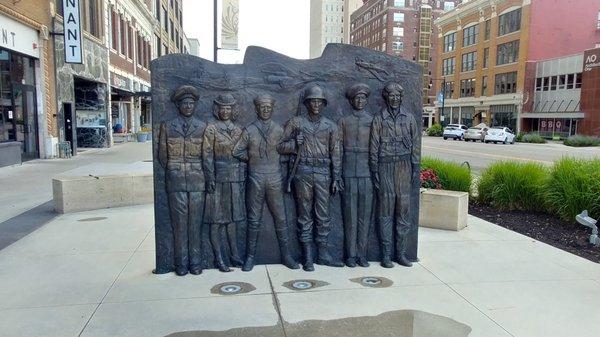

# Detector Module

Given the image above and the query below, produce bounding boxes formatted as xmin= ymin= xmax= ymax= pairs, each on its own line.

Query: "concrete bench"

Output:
xmin=52 ymin=162 xmax=153 ymax=214
xmin=113 ymin=133 xmax=134 ymax=143
xmin=419 ymin=189 xmax=468 ymax=231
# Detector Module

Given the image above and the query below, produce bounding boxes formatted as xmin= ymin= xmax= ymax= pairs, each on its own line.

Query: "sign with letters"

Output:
xmin=584 ymin=48 xmax=600 ymax=72
xmin=0 ymin=13 xmax=39 ymax=58
xmin=63 ymin=0 xmax=83 ymax=64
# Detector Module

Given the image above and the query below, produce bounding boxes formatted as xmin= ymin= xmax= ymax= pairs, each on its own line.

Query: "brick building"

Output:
xmin=0 ymin=0 xmax=56 ymax=165
xmin=350 ymin=0 xmax=461 ymax=127
xmin=434 ymin=0 xmax=600 ymax=135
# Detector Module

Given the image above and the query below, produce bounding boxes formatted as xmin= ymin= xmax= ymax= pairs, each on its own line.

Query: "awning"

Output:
xmin=521 ymin=112 xmax=585 ymax=119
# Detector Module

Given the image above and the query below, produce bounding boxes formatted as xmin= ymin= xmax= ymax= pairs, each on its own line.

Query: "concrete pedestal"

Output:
xmin=419 ymin=189 xmax=469 ymax=231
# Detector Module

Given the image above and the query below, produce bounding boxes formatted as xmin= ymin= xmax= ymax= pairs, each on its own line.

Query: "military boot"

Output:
xmin=276 ymin=228 xmax=300 ymax=270
xmin=303 ymin=243 xmax=315 ymax=271
xmin=242 ymin=227 xmax=259 ymax=272
xmin=380 ymin=243 xmax=394 ymax=268
xmin=316 ymin=243 xmax=344 ymax=267
xmin=396 ymin=235 xmax=413 ymax=267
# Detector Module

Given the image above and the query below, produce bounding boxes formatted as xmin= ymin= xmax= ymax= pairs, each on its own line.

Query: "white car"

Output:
xmin=442 ymin=124 xmax=468 ymax=140
xmin=484 ymin=127 xmax=516 ymax=144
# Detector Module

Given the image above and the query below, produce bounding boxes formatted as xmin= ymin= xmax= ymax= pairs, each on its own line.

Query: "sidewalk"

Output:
xmin=0 ymin=205 xmax=598 ymax=337
xmin=0 ymin=142 xmax=152 ymax=224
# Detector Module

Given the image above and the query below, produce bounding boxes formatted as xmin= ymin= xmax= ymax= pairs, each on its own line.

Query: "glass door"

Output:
xmin=12 ymin=84 xmax=38 ymax=160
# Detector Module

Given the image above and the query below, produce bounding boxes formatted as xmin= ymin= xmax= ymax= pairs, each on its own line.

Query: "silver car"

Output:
xmin=464 ymin=126 xmax=488 ymax=142
xmin=442 ymin=124 xmax=468 ymax=140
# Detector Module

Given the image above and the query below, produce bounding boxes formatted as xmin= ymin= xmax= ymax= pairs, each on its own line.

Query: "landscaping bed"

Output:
xmin=469 ymin=201 xmax=600 ymax=263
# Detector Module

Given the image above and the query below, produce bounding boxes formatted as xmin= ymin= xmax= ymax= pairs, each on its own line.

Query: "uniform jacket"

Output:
xmin=278 ymin=115 xmax=342 ymax=179
xmin=339 ymin=110 xmax=373 ymax=178
xmin=232 ymin=119 xmax=284 ymax=174
xmin=369 ymin=106 xmax=420 ymax=172
xmin=203 ymin=120 xmax=245 ymax=183
xmin=158 ymin=116 xmax=208 ymax=192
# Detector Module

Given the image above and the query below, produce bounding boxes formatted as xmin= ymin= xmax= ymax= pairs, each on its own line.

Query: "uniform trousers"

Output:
xmin=168 ymin=191 xmax=205 ymax=270
xmin=294 ymin=170 xmax=331 ymax=244
xmin=341 ymin=177 xmax=373 ymax=260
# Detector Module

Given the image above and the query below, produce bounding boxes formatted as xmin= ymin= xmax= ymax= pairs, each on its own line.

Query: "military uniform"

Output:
xmin=158 ymin=116 xmax=207 ymax=275
xmin=339 ymin=109 xmax=374 ymax=266
xmin=369 ymin=105 xmax=419 ymax=265
xmin=232 ymin=119 xmax=297 ymax=270
xmin=278 ymin=116 xmax=342 ymax=246
xmin=203 ymin=119 xmax=245 ymax=269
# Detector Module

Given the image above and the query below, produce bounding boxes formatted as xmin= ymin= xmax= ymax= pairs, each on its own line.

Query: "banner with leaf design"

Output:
xmin=221 ymin=0 xmax=240 ymax=49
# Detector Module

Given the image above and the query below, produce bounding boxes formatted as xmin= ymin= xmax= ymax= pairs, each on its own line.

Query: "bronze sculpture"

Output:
xmin=278 ymin=84 xmax=344 ymax=271
xmin=157 ymin=85 xmax=207 ymax=276
xmin=203 ymin=93 xmax=245 ymax=272
xmin=232 ymin=94 xmax=299 ymax=271
xmin=369 ymin=83 xmax=420 ymax=268
xmin=339 ymin=83 xmax=374 ymax=268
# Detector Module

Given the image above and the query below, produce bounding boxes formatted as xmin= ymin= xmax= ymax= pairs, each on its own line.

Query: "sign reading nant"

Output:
xmin=63 ymin=0 xmax=83 ymax=64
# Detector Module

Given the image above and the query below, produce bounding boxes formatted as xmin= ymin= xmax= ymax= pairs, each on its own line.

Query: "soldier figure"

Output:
xmin=233 ymin=94 xmax=300 ymax=271
xmin=158 ymin=85 xmax=207 ymax=276
xmin=339 ymin=83 xmax=374 ymax=268
xmin=203 ymin=93 xmax=245 ymax=272
xmin=369 ymin=82 xmax=420 ymax=268
xmin=278 ymin=84 xmax=344 ymax=271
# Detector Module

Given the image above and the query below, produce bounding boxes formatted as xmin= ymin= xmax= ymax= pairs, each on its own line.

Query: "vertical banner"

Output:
xmin=63 ymin=0 xmax=83 ymax=64
xmin=221 ymin=0 xmax=239 ymax=50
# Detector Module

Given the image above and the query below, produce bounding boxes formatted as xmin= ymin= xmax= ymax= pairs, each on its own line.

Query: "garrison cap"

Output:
xmin=253 ymin=93 xmax=275 ymax=106
xmin=171 ymin=85 xmax=199 ymax=102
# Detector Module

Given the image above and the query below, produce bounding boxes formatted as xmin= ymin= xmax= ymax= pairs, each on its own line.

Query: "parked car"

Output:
xmin=443 ymin=124 xmax=468 ymax=140
xmin=464 ymin=126 xmax=488 ymax=142
xmin=484 ymin=127 xmax=516 ymax=144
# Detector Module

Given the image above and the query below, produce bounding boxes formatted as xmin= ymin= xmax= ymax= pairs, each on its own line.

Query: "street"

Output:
xmin=422 ymin=136 xmax=600 ymax=174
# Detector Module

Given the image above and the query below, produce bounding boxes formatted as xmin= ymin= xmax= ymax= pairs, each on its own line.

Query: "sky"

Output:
xmin=182 ymin=0 xmax=311 ymax=63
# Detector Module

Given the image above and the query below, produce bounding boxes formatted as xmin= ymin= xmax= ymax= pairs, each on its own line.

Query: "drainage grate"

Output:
xmin=77 ymin=217 xmax=108 ymax=222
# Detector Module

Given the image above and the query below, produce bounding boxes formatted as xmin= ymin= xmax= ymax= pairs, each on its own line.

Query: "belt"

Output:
xmin=166 ymin=159 xmax=202 ymax=163
xmin=344 ymin=147 xmax=369 ymax=153
xmin=379 ymin=154 xmax=411 ymax=163
xmin=298 ymin=157 xmax=330 ymax=167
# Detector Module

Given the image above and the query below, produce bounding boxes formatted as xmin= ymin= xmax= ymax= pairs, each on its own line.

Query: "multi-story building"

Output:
xmin=187 ymin=37 xmax=200 ymax=57
xmin=343 ymin=0 xmax=364 ymax=44
xmin=0 ymin=0 xmax=57 ymax=165
xmin=434 ymin=0 xmax=600 ymax=134
xmin=310 ymin=0 xmax=345 ymax=58
xmin=350 ymin=0 xmax=461 ymax=127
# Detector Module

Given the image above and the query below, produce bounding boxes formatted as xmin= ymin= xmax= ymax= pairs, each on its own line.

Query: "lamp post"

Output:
xmin=430 ymin=77 xmax=447 ymax=127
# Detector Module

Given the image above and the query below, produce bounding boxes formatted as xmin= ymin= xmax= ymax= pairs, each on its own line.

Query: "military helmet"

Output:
xmin=303 ymin=84 xmax=328 ymax=106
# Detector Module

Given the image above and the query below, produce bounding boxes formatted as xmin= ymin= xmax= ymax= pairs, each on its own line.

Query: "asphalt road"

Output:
xmin=421 ymin=136 xmax=600 ymax=174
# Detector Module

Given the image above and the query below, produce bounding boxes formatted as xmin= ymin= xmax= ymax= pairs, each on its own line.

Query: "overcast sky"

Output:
xmin=182 ymin=0 xmax=310 ymax=63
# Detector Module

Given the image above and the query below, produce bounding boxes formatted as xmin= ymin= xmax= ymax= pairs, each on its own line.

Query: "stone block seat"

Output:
xmin=419 ymin=189 xmax=469 ymax=231
xmin=52 ymin=162 xmax=153 ymax=213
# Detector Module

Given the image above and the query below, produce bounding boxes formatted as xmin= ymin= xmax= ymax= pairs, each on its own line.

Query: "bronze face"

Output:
xmin=217 ymin=105 xmax=233 ymax=121
xmin=177 ymin=97 xmax=197 ymax=117
xmin=386 ymin=90 xmax=403 ymax=109
xmin=306 ymin=98 xmax=325 ymax=115
xmin=256 ymin=102 xmax=273 ymax=121
xmin=351 ymin=93 xmax=368 ymax=111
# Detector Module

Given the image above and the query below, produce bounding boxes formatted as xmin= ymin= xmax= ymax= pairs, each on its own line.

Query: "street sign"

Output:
xmin=437 ymin=91 xmax=444 ymax=104
xmin=63 ymin=0 xmax=83 ymax=64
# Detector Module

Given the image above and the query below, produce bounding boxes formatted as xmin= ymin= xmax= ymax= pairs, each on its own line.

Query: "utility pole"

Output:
xmin=441 ymin=78 xmax=446 ymax=127
xmin=213 ymin=0 xmax=218 ymax=63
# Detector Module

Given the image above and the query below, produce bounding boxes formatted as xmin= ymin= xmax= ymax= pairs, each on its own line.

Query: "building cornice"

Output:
xmin=435 ymin=0 xmax=504 ymax=27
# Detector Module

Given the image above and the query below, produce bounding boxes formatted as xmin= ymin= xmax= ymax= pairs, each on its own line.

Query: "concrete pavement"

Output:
xmin=1 ymin=204 xmax=599 ymax=337
xmin=422 ymin=136 xmax=600 ymax=173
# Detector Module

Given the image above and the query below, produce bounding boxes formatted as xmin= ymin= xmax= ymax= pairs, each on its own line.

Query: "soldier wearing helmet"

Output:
xmin=158 ymin=85 xmax=207 ymax=276
xmin=277 ymin=83 xmax=344 ymax=271
xmin=339 ymin=83 xmax=374 ymax=268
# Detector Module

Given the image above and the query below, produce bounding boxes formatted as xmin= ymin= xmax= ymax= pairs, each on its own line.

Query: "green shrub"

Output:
xmin=515 ymin=132 xmax=524 ymax=142
xmin=520 ymin=133 xmax=547 ymax=144
xmin=426 ymin=124 xmax=443 ymax=137
xmin=545 ymin=158 xmax=600 ymax=221
xmin=563 ymin=135 xmax=600 ymax=147
xmin=420 ymin=156 xmax=472 ymax=192
xmin=477 ymin=161 xmax=548 ymax=211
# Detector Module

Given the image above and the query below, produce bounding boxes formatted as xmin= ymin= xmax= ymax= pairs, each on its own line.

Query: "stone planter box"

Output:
xmin=419 ymin=189 xmax=468 ymax=231
xmin=52 ymin=162 xmax=153 ymax=214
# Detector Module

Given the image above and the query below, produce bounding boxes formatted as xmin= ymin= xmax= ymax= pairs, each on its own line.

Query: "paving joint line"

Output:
xmin=77 ymin=226 xmax=150 ymax=337
xmin=417 ymin=262 xmax=515 ymax=337
xmin=265 ymin=266 xmax=288 ymax=337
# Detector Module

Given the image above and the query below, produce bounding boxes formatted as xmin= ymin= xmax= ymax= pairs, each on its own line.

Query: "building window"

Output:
xmin=494 ymin=72 xmax=517 ymax=94
xmin=111 ymin=9 xmax=119 ymax=50
xmin=461 ymin=51 xmax=476 ymax=72
xmin=170 ymin=19 xmax=174 ymax=41
xmin=483 ymin=48 xmax=489 ymax=68
xmin=498 ymin=8 xmax=521 ymax=36
xmin=393 ymin=41 xmax=404 ymax=52
xmin=444 ymin=1 xmax=455 ymax=11
xmin=576 ymin=72 xmax=582 ymax=88
xmin=120 ymin=17 xmax=127 ymax=55
xmin=442 ymin=57 xmax=455 ymax=75
xmin=393 ymin=27 xmax=404 ymax=36
xmin=394 ymin=0 xmax=406 ymax=7
xmin=443 ymin=81 xmax=455 ymax=98
xmin=83 ymin=0 xmax=102 ymax=39
xmin=163 ymin=7 xmax=168 ymax=31
xmin=496 ymin=40 xmax=519 ymax=65
xmin=128 ymin=25 xmax=134 ymax=59
xmin=443 ymin=32 xmax=456 ymax=52
xmin=484 ymin=19 xmax=491 ymax=40
xmin=462 ymin=25 xmax=478 ymax=47
xmin=393 ymin=13 xmax=404 ymax=22
xmin=155 ymin=0 xmax=161 ymax=21
xmin=482 ymin=76 xmax=488 ymax=96
xmin=460 ymin=78 xmax=476 ymax=97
